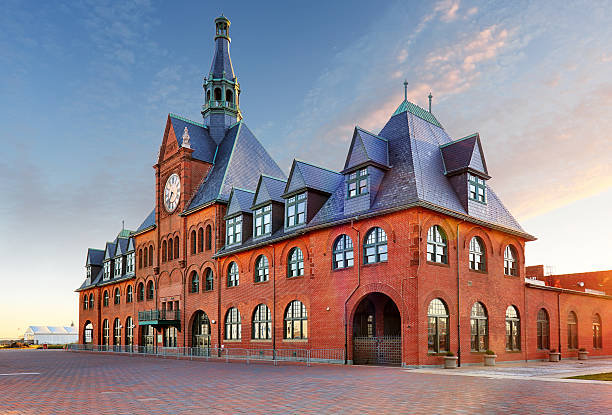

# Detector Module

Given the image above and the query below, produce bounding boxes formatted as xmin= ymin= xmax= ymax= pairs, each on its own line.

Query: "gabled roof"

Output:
xmin=114 ymin=237 xmax=129 ymax=257
xmin=186 ymin=121 xmax=285 ymax=211
xmin=440 ymin=133 xmax=489 ymax=177
xmin=103 ymin=242 xmax=116 ymax=261
xmin=343 ymin=127 xmax=390 ymax=171
xmin=136 ymin=209 xmax=155 ymax=233
xmin=86 ymin=248 xmax=104 ymax=266
xmin=169 ymin=114 xmax=217 ymax=163
xmin=127 ymin=237 xmax=135 ymax=252
xmin=226 ymin=188 xmax=255 ymax=217
xmin=252 ymin=175 xmax=287 ymax=207
xmin=284 ymin=160 xmax=343 ymax=196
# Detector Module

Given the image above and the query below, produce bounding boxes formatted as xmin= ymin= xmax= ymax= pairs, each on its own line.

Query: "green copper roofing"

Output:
xmin=117 ymin=229 xmax=134 ymax=238
xmin=169 ymin=113 xmax=205 ymax=128
xmin=392 ymin=100 xmax=442 ymax=128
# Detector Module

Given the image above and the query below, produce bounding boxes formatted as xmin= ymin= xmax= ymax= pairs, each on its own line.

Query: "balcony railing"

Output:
xmin=138 ymin=309 xmax=180 ymax=323
xmin=201 ymin=100 xmax=237 ymax=111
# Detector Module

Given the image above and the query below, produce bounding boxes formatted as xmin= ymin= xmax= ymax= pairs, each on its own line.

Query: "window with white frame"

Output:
xmin=469 ymin=237 xmax=486 ymax=271
xmin=126 ymin=252 xmax=134 ymax=273
xmin=254 ymin=204 xmax=272 ymax=237
xmin=504 ymin=245 xmax=517 ymax=276
xmin=427 ymin=226 xmax=448 ymax=264
xmin=286 ymin=192 xmax=306 ymax=228
xmin=103 ymin=261 xmax=111 ymax=280
xmin=114 ymin=257 xmax=123 ymax=277
xmin=255 ymin=255 xmax=269 ymax=283
xmin=226 ymin=215 xmax=242 ymax=246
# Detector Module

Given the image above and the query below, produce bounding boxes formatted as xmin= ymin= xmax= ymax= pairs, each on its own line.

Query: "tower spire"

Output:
xmin=403 ymin=80 xmax=408 ymax=101
xmin=202 ymin=15 xmax=241 ymax=144
xmin=428 ymin=92 xmax=433 ymax=113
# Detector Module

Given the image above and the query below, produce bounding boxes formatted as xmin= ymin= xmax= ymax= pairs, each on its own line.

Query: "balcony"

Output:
xmin=201 ymin=100 xmax=237 ymax=111
xmin=138 ymin=309 xmax=180 ymax=326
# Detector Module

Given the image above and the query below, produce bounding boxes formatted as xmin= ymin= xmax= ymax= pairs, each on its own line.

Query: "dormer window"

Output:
xmin=286 ymin=192 xmax=306 ymax=228
xmin=86 ymin=266 xmax=91 ymax=279
xmin=226 ymin=215 xmax=242 ymax=246
xmin=254 ymin=204 xmax=272 ymax=237
xmin=468 ymin=173 xmax=486 ymax=203
xmin=103 ymin=261 xmax=111 ymax=280
xmin=126 ymin=252 xmax=134 ymax=273
xmin=347 ymin=168 xmax=368 ymax=198
xmin=114 ymin=257 xmax=123 ymax=277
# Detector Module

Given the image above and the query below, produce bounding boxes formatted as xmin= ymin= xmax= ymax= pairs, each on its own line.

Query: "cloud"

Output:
xmin=435 ymin=0 xmax=461 ymax=22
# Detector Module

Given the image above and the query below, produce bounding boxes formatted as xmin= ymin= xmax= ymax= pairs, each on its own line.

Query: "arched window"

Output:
xmin=504 ymin=245 xmax=518 ymax=276
xmin=469 ymin=237 xmax=486 ymax=271
xmin=125 ymin=317 xmax=134 ymax=347
xmin=144 ymin=246 xmax=148 ymax=267
xmin=206 ymin=225 xmax=212 ymax=250
xmin=83 ymin=295 xmax=88 ymax=310
xmin=137 ymin=282 xmax=144 ymax=301
xmin=138 ymin=249 xmax=143 ymax=269
xmin=191 ymin=230 xmax=196 ymax=254
xmin=568 ymin=311 xmax=578 ymax=350
xmin=470 ymin=302 xmax=488 ymax=351
xmin=113 ymin=318 xmax=121 ymax=346
xmin=204 ymin=268 xmax=214 ymax=291
xmin=252 ymin=304 xmax=272 ymax=340
xmin=89 ymin=293 xmax=94 ymax=309
xmin=162 ymin=240 xmax=167 ymax=262
xmin=198 ymin=227 xmax=204 ymax=252
xmin=103 ymin=290 xmax=109 ymax=307
xmin=287 ymin=247 xmax=304 ymax=277
xmin=190 ymin=271 xmax=199 ymax=293
xmin=214 ymin=87 xmax=222 ymax=101
xmin=284 ymin=300 xmax=308 ymax=339
xmin=505 ymin=306 xmax=520 ymax=351
xmin=255 ymin=255 xmax=269 ymax=283
xmin=333 ymin=234 xmax=354 ymax=269
xmin=227 ymin=262 xmax=239 ymax=287
xmin=126 ymin=285 xmax=133 ymax=303
xmin=537 ymin=308 xmax=550 ymax=350
xmin=174 ymin=236 xmax=179 ymax=259
xmin=114 ymin=288 xmax=120 ymax=305
xmin=593 ymin=314 xmax=602 ymax=349
xmin=427 ymin=299 xmax=449 ymax=353
xmin=146 ymin=280 xmax=154 ymax=300
xmin=206 ymin=89 xmax=211 ymax=102
xmin=224 ymin=307 xmax=241 ymax=340
xmin=168 ymin=238 xmax=173 ymax=261
xmin=102 ymin=319 xmax=109 ymax=346
xmin=427 ymin=226 xmax=448 ymax=264
xmin=148 ymin=245 xmax=153 ymax=267
xmin=226 ymin=89 xmax=233 ymax=103
xmin=364 ymin=227 xmax=388 ymax=264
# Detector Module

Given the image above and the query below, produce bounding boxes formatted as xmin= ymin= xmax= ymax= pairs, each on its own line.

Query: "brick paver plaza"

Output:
xmin=1 ymin=350 xmax=610 ymax=414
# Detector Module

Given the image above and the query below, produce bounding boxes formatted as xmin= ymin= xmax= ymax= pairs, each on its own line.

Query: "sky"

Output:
xmin=1 ymin=0 xmax=611 ymax=338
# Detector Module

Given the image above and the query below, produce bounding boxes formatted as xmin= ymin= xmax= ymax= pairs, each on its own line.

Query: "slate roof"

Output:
xmin=226 ymin=188 xmax=255 ymax=217
xmin=103 ymin=242 xmax=116 ymax=261
xmin=210 ymin=36 xmax=235 ymax=79
xmin=440 ymin=133 xmax=489 ymax=176
xmin=136 ymin=209 xmax=155 ymax=233
xmin=343 ymin=127 xmax=390 ymax=171
xmin=86 ymin=249 xmax=104 ymax=266
xmin=252 ymin=175 xmax=287 ymax=207
xmin=169 ymin=114 xmax=217 ymax=163
xmin=186 ymin=121 xmax=285 ymax=210
xmin=114 ymin=237 xmax=129 ymax=257
xmin=284 ymin=160 xmax=343 ymax=196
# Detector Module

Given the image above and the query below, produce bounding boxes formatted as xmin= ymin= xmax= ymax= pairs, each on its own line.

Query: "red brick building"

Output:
xmin=76 ymin=15 xmax=611 ymax=366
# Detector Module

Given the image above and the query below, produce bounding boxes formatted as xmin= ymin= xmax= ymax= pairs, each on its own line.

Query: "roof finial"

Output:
xmin=122 ymin=220 xmax=124 ymax=230
xmin=403 ymin=80 xmax=408 ymax=101
xmin=428 ymin=91 xmax=433 ymax=113
xmin=182 ymin=126 xmax=191 ymax=149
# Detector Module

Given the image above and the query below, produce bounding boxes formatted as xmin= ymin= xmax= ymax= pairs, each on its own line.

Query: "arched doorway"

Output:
xmin=84 ymin=321 xmax=93 ymax=345
xmin=192 ymin=311 xmax=211 ymax=356
xmin=352 ymin=293 xmax=402 ymax=365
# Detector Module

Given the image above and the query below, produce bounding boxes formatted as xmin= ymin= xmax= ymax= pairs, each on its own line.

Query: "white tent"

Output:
xmin=24 ymin=326 xmax=78 ymax=345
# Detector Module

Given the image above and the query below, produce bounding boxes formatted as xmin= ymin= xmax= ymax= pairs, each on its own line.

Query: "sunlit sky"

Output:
xmin=1 ymin=0 xmax=611 ymax=338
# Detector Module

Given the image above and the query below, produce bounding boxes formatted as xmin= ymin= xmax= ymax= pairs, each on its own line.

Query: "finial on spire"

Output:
xmin=403 ymin=80 xmax=408 ymax=101
xmin=182 ymin=127 xmax=191 ymax=149
xmin=428 ymin=91 xmax=433 ymax=113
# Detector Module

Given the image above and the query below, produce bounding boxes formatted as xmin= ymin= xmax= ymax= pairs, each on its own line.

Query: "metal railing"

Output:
xmin=65 ymin=344 xmax=344 ymax=366
xmin=137 ymin=309 xmax=180 ymax=322
xmin=202 ymin=100 xmax=237 ymax=111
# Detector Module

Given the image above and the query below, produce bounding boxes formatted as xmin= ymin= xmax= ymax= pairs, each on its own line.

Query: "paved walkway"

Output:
xmin=0 ymin=350 xmax=610 ymax=414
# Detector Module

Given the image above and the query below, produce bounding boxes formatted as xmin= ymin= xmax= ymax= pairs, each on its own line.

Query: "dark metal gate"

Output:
xmin=353 ymin=336 xmax=401 ymax=365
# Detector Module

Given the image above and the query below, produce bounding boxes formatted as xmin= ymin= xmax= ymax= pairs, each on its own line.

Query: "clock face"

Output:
xmin=164 ymin=173 xmax=181 ymax=213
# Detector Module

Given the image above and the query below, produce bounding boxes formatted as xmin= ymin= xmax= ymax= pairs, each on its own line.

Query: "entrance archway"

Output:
xmin=84 ymin=321 xmax=93 ymax=344
xmin=191 ymin=310 xmax=211 ymax=356
xmin=352 ymin=293 xmax=401 ymax=365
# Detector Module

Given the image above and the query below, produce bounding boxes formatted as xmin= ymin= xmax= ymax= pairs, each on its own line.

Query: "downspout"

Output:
xmin=456 ymin=220 xmax=465 ymax=367
xmin=557 ymin=290 xmax=562 ymax=356
xmin=217 ymin=204 xmax=222 ymax=351
xmin=344 ymin=219 xmax=361 ymax=364
xmin=523 ymin=253 xmax=528 ymax=363
xmin=271 ymin=244 xmax=276 ymax=354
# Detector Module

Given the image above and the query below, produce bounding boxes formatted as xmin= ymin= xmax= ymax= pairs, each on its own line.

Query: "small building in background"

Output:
xmin=24 ymin=326 xmax=78 ymax=345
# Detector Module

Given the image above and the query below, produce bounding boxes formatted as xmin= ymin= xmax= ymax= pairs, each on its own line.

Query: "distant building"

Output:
xmin=24 ymin=326 xmax=78 ymax=345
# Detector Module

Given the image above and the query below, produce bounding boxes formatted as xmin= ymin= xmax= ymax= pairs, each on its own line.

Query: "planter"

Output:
xmin=549 ymin=352 xmax=561 ymax=362
xmin=578 ymin=350 xmax=589 ymax=360
xmin=483 ymin=354 xmax=497 ymax=366
xmin=444 ymin=356 xmax=458 ymax=369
